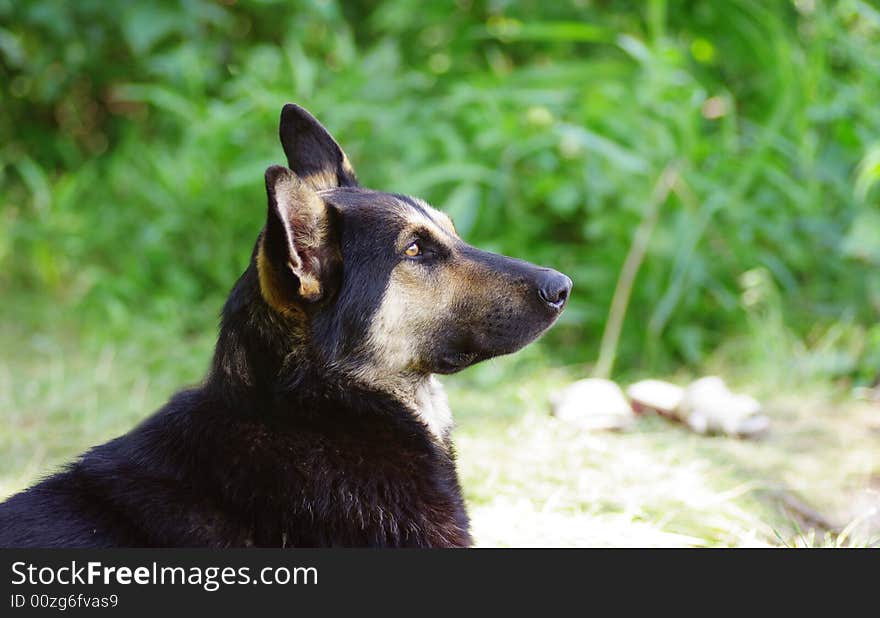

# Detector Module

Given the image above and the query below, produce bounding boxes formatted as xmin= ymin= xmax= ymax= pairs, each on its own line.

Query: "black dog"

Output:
xmin=0 ymin=105 xmax=571 ymax=547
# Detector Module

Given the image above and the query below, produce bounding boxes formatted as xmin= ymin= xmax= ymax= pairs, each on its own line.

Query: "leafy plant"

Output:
xmin=1 ymin=0 xmax=878 ymax=380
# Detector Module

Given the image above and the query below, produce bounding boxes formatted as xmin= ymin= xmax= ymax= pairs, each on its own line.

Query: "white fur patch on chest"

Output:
xmin=414 ymin=376 xmax=453 ymax=440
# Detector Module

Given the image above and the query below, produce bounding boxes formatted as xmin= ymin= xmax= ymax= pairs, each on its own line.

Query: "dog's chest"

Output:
xmin=242 ymin=422 xmax=470 ymax=547
xmin=413 ymin=376 xmax=453 ymax=440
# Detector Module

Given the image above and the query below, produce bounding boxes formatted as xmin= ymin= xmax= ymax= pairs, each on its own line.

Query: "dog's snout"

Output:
xmin=537 ymin=271 xmax=572 ymax=311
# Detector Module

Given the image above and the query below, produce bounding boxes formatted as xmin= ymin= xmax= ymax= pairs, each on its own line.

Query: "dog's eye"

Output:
xmin=404 ymin=242 xmax=421 ymax=258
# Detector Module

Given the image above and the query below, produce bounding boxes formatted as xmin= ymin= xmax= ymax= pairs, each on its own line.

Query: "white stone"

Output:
xmin=550 ymin=379 xmax=634 ymax=431
xmin=679 ymin=376 xmax=768 ymax=437
xmin=626 ymin=379 xmax=685 ymax=416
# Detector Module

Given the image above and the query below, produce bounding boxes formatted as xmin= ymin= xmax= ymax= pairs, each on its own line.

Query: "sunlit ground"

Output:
xmin=2 ymin=325 xmax=878 ymax=548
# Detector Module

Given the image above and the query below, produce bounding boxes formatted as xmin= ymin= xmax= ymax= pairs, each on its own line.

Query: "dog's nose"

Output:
xmin=537 ymin=271 xmax=572 ymax=311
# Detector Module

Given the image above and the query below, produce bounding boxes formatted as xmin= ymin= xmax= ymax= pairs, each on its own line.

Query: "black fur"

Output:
xmin=0 ymin=260 xmax=471 ymax=547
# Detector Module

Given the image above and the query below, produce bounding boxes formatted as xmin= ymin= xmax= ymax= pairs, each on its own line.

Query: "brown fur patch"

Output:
xmin=274 ymin=173 xmax=330 ymax=253
xmin=256 ymin=244 xmax=301 ymax=317
xmin=258 ymin=171 xmax=336 ymax=310
xmin=298 ymin=272 xmax=322 ymax=300
xmin=412 ymin=197 xmax=457 ymax=237
xmin=301 ymin=169 xmax=340 ymax=194
xmin=341 ymin=153 xmax=357 ymax=182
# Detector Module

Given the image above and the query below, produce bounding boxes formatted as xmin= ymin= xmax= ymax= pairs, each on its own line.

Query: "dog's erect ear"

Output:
xmin=279 ymin=104 xmax=358 ymax=190
xmin=258 ymin=165 xmax=339 ymax=311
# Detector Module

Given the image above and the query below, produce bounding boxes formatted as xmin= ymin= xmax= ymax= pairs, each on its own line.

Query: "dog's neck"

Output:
xmin=345 ymin=370 xmax=454 ymax=440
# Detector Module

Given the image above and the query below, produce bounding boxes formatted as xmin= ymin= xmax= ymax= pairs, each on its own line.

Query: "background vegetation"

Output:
xmin=2 ymin=0 xmax=879 ymax=546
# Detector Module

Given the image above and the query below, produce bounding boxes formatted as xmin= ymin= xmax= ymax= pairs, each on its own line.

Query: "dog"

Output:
xmin=0 ymin=104 xmax=571 ymax=547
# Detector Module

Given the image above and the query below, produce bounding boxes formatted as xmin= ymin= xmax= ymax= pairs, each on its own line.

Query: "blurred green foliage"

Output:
xmin=1 ymin=0 xmax=879 ymax=380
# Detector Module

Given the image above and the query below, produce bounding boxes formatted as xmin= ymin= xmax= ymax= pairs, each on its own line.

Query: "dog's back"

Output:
xmin=0 ymin=385 xmax=471 ymax=547
xmin=0 ymin=466 xmax=133 ymax=547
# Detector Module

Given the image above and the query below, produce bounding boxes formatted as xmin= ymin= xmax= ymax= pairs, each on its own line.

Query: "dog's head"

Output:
xmin=256 ymin=104 xmax=571 ymax=388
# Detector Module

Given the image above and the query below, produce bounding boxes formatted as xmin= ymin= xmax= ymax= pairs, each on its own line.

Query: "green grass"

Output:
xmin=454 ymin=374 xmax=880 ymax=548
xmin=3 ymin=324 xmax=877 ymax=548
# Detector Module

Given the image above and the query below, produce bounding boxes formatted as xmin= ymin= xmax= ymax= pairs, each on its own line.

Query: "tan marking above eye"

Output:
xmin=404 ymin=242 xmax=421 ymax=257
xmin=439 ymin=212 xmax=457 ymax=236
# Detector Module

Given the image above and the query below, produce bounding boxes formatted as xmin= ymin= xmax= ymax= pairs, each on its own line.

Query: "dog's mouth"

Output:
xmin=432 ymin=304 xmax=568 ymax=375
xmin=435 ymin=351 xmax=481 ymax=374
